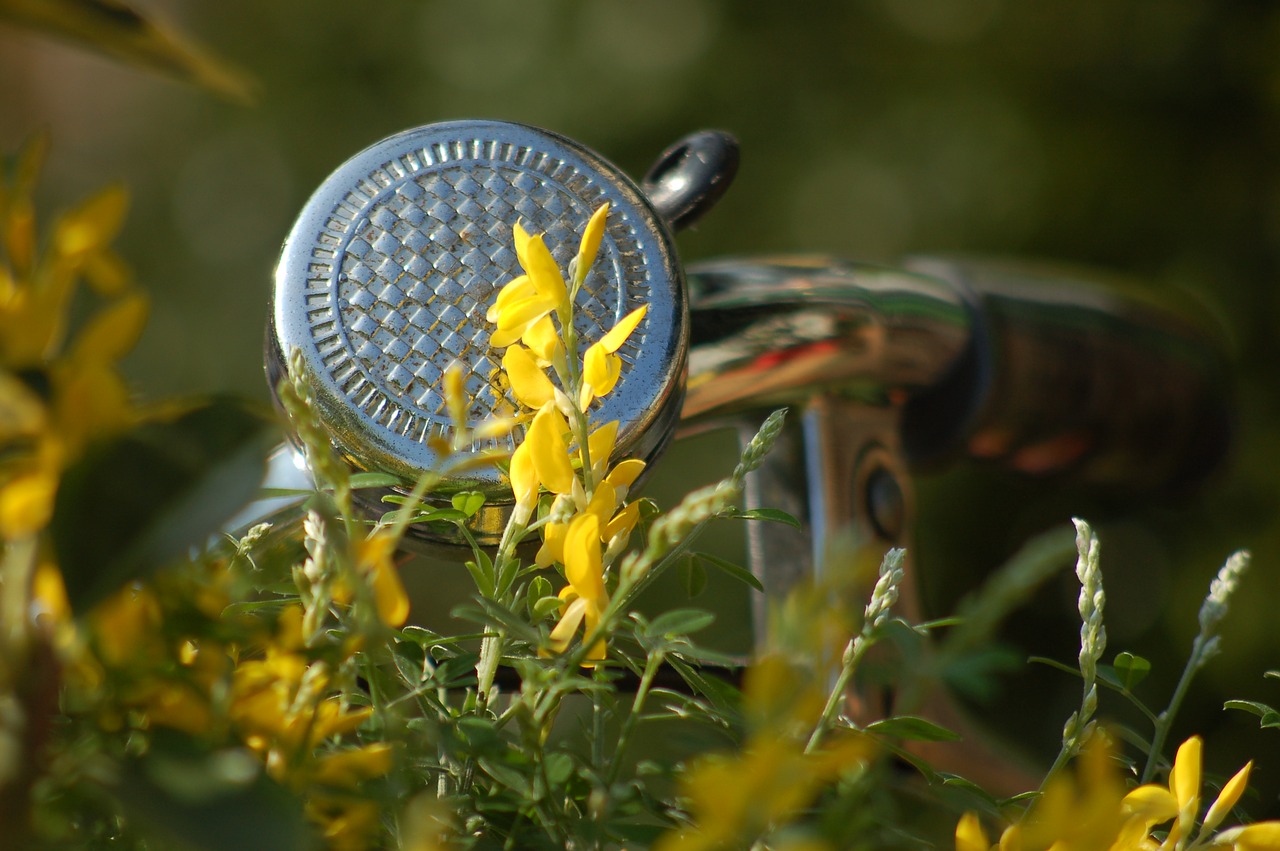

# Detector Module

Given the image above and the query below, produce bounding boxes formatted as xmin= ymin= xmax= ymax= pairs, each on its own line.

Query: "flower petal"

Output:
xmin=583 ymin=344 xmax=621 ymax=398
xmin=518 ymin=230 xmax=566 ymax=307
xmin=956 ymin=812 xmax=990 ymax=851
xmin=605 ymin=458 xmax=646 ymax=490
xmin=564 ymin=513 xmax=605 ymax=604
xmin=536 ymin=521 xmax=567 ymax=567
xmin=598 ymin=304 xmax=648 ymax=353
xmin=588 ymin=420 xmax=619 ymax=472
xmin=574 ymin=203 xmax=609 ymax=286
xmin=1122 ymin=784 xmax=1178 ymax=827
xmin=523 ymin=315 xmax=562 ymax=365
xmin=485 ymin=274 xmax=534 ymax=323
xmin=1203 ymin=760 xmax=1252 ymax=832
xmin=503 ymin=344 xmax=556 ymax=409
xmin=604 ymin=501 xmax=641 ymax=545
xmin=548 ymin=595 xmax=588 ymax=653
xmin=510 ymin=440 xmax=538 ymax=505
xmin=527 ymin=404 xmax=574 ymax=494
xmin=1171 ymin=736 xmax=1202 ymax=815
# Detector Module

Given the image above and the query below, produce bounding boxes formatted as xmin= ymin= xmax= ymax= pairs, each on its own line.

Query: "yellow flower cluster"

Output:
xmin=230 ymin=605 xmax=395 ymax=851
xmin=956 ymin=735 xmax=1280 ymax=851
xmin=656 ymin=654 xmax=872 ymax=851
xmin=20 ymin=541 xmax=388 ymax=849
xmin=0 ymin=133 xmax=143 ymax=540
xmin=486 ymin=204 xmax=647 ymax=662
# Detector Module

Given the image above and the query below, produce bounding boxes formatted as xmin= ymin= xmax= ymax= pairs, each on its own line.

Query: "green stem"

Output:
xmin=1141 ymin=634 xmax=1208 ymax=783
xmin=605 ymin=650 xmax=664 ymax=787
xmin=592 ymin=664 xmax=607 ymax=774
xmin=806 ymin=632 xmax=874 ymax=754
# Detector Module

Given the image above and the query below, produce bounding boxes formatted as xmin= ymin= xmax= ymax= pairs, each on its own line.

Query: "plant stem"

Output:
xmin=1141 ymin=633 xmax=1209 ymax=784
xmin=606 ymin=651 xmax=663 ymax=787
xmin=806 ymin=632 xmax=873 ymax=754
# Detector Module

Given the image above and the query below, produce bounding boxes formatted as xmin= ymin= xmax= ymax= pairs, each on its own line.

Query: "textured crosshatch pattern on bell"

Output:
xmin=306 ymin=149 xmax=652 ymax=442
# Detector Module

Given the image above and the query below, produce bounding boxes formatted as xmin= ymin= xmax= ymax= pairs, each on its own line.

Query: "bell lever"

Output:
xmin=642 ymin=130 xmax=740 ymax=231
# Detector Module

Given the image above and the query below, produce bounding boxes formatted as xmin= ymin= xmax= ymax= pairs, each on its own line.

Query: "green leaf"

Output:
xmin=115 ymin=730 xmax=319 ymax=851
xmin=1265 ymin=670 xmax=1280 ymax=681
xmin=532 ymin=596 xmax=563 ymax=620
xmin=1112 ymin=652 xmax=1152 ymax=690
xmin=692 ymin=551 xmax=764 ymax=593
xmin=1225 ymin=699 xmax=1280 ymax=726
xmin=349 ymin=471 xmax=404 ymax=489
xmin=937 ymin=773 xmax=1001 ymax=809
xmin=464 ymin=549 xmax=496 ymax=599
xmin=458 ymin=597 xmax=541 ymax=644
xmin=679 ymin=555 xmax=707 ymax=598
xmin=527 ymin=575 xmax=554 ymax=618
xmin=543 ymin=752 xmax=575 ymax=785
xmin=866 ymin=715 xmax=961 ymax=742
xmin=732 ymin=507 xmax=802 ymax=528
xmin=477 ymin=757 xmax=534 ymax=796
xmin=1028 ymin=656 xmax=1083 ymax=679
xmin=451 ymin=491 xmax=486 ymax=517
xmin=646 ymin=608 xmax=716 ymax=638
xmin=53 ymin=398 xmax=277 ymax=614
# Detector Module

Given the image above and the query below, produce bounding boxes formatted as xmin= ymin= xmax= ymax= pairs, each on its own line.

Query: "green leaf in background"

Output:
xmin=646 ymin=608 xmax=716 ymax=639
xmin=0 ymin=0 xmax=255 ymax=102
xmin=866 ymin=715 xmax=961 ymax=742
xmin=52 ymin=397 xmax=277 ymax=614
xmin=1112 ymin=652 xmax=1152 ymax=691
xmin=732 ymin=507 xmax=802 ymax=528
xmin=692 ymin=550 xmax=764 ymax=593
xmin=679 ymin=554 xmax=708 ymax=598
xmin=115 ymin=730 xmax=319 ymax=851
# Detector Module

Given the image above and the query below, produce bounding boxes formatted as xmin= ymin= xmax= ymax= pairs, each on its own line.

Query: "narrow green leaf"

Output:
xmin=464 ymin=559 xmax=495 ymax=599
xmin=1028 ymin=656 xmax=1084 ymax=679
xmin=1224 ymin=699 xmax=1277 ymax=718
xmin=53 ymin=398 xmax=276 ymax=614
xmin=349 ymin=472 xmax=404 ymax=489
xmin=692 ymin=551 xmax=764 ymax=593
xmin=679 ymin=555 xmax=707 ymax=598
xmin=733 ymin=507 xmax=802 ymax=528
xmin=477 ymin=758 xmax=534 ymax=795
xmin=866 ymin=715 xmax=961 ymax=742
xmin=647 ymin=608 xmax=716 ymax=638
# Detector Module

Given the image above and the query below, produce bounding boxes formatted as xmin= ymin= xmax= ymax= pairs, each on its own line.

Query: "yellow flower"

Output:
xmin=1117 ymin=735 xmax=1257 ymax=850
xmin=580 ymin=304 xmax=647 ymax=408
xmin=957 ymin=735 xmax=1269 ymax=851
xmin=509 ymin=403 xmax=574 ymax=509
xmin=532 ymin=423 xmax=645 ymax=569
xmin=956 ymin=812 xmax=991 ymax=851
xmin=501 ymin=343 xmax=556 ymax=409
xmin=486 ymin=222 xmax=568 ymax=349
xmin=312 ymin=742 xmax=397 ymax=787
xmin=572 ymin=202 xmax=609 ymax=289
xmin=355 ymin=529 xmax=411 ymax=628
xmin=655 ymin=730 xmax=870 ymax=851
xmin=1217 ymin=822 xmax=1280 ymax=850
xmin=547 ymin=513 xmax=609 ymax=661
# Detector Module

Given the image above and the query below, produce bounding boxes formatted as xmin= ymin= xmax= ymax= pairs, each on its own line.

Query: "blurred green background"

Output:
xmin=3 ymin=0 xmax=1279 ymax=807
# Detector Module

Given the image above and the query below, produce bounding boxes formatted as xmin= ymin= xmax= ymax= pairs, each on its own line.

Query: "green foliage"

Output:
xmin=51 ymin=398 xmax=277 ymax=613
